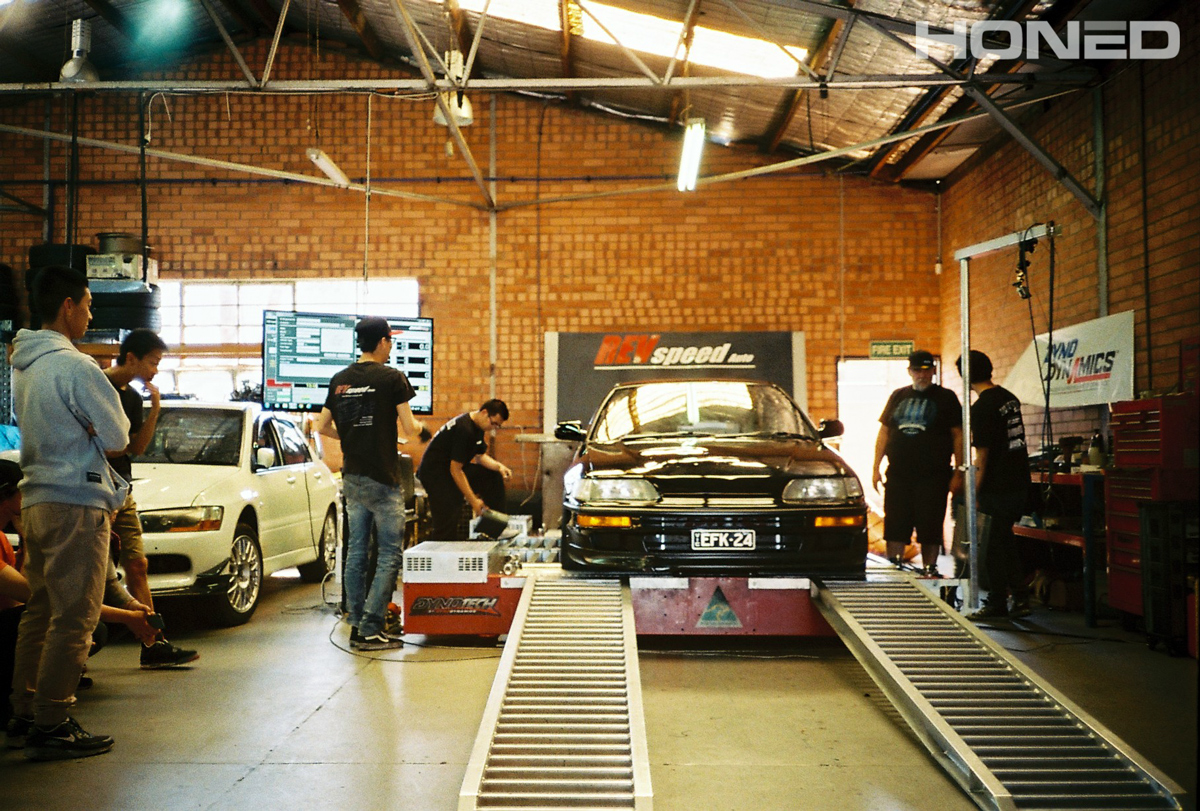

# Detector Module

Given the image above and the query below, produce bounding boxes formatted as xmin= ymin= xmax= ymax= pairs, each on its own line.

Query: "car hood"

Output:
xmin=579 ymin=436 xmax=856 ymax=489
xmin=130 ymin=463 xmax=241 ymax=510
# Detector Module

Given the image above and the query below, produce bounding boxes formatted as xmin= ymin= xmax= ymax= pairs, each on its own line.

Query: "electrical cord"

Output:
xmin=327 ymin=617 xmax=503 ymax=662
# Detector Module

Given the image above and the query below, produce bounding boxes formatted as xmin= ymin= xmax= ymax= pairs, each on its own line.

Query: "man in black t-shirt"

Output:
xmin=417 ymin=400 xmax=512 ymax=541
xmin=956 ymin=350 xmax=1032 ymax=621
xmin=103 ymin=329 xmax=199 ymax=669
xmin=872 ymin=350 xmax=964 ymax=575
xmin=315 ymin=317 xmax=425 ymax=651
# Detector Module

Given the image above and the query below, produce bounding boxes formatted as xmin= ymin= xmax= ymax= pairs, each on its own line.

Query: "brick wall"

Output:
xmin=0 ymin=43 xmax=942 ymax=491
xmin=939 ymin=4 xmax=1200 ymax=452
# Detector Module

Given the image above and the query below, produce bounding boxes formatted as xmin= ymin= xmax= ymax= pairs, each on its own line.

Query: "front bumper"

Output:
xmin=561 ymin=505 xmax=868 ymax=577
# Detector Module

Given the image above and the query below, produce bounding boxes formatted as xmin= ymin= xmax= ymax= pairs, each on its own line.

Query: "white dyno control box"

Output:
xmin=402 ymin=541 xmax=503 ymax=584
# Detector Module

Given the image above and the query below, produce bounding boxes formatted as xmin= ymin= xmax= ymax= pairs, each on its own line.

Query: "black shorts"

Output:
xmin=883 ymin=472 xmax=951 ymax=547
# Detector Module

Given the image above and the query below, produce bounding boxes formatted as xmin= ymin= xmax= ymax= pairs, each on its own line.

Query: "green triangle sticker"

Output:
xmin=696 ymin=586 xmax=742 ymax=628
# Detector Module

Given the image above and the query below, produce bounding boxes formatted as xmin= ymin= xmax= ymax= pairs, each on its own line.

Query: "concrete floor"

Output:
xmin=3 ymin=570 xmax=1195 ymax=811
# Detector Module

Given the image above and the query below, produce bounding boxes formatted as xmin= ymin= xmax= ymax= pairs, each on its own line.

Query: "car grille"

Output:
xmin=146 ymin=554 xmax=191 ymax=575
xmin=637 ymin=512 xmax=807 ymax=552
xmin=659 ymin=496 xmax=778 ymax=508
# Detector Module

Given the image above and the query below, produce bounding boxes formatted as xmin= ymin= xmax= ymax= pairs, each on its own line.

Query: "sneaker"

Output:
xmin=888 ymin=555 xmax=905 ymax=568
xmin=6 ymin=715 xmax=33 ymax=750
xmin=966 ymin=603 xmax=1010 ymax=621
xmin=141 ymin=640 xmax=200 ymax=669
xmin=24 ymin=717 xmax=113 ymax=761
xmin=77 ymin=675 xmax=94 ymax=691
xmin=350 ymin=629 xmax=402 ymax=651
xmin=920 ymin=563 xmax=941 ymax=578
xmin=1009 ymin=600 xmax=1033 ymax=619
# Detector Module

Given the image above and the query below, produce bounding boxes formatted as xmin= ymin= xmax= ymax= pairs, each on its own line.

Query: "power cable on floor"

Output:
xmin=327 ymin=618 xmax=502 ymax=662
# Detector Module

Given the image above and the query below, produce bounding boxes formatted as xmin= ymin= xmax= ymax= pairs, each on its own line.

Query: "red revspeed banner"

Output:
xmin=546 ymin=331 xmax=805 ymax=429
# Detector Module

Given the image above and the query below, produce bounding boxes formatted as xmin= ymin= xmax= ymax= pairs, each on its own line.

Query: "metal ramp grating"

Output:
xmin=816 ymin=578 xmax=1185 ymax=811
xmin=460 ymin=575 xmax=653 ymax=810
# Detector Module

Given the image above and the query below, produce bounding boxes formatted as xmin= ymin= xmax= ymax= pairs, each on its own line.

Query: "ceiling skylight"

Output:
xmin=450 ymin=0 xmax=809 ymax=79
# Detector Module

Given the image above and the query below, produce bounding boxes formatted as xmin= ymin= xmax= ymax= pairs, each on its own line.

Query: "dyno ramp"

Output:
xmin=460 ymin=573 xmax=652 ymax=810
xmin=816 ymin=577 xmax=1185 ymax=811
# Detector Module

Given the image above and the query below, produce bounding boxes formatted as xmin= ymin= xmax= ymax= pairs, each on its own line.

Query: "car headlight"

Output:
xmin=782 ymin=477 xmax=862 ymax=503
xmin=573 ymin=478 xmax=659 ymax=505
xmin=140 ymin=506 xmax=225 ymax=533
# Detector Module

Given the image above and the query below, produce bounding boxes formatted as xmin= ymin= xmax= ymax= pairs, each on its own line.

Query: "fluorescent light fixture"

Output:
xmin=677 ymin=118 xmax=705 ymax=192
xmin=448 ymin=0 xmax=808 ymax=78
xmin=306 ymin=148 xmax=351 ymax=187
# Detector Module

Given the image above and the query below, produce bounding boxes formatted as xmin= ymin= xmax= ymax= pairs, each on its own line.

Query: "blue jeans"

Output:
xmin=342 ymin=475 xmax=405 ymax=637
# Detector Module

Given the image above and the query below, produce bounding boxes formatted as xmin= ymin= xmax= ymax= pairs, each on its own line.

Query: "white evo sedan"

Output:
xmin=133 ymin=402 xmax=340 ymax=625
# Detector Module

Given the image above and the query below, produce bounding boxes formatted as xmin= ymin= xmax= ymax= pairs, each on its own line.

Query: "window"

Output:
xmin=154 ymin=279 xmax=419 ymax=404
xmin=275 ymin=419 xmax=312 ymax=466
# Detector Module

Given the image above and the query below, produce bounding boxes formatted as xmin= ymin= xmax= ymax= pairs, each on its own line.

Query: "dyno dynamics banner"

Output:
xmin=546 ymin=331 xmax=805 ymax=430
xmin=1002 ymin=311 xmax=1135 ymax=408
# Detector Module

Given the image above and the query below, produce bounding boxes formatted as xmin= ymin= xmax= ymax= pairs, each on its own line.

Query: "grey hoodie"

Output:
xmin=11 ymin=328 xmax=130 ymax=510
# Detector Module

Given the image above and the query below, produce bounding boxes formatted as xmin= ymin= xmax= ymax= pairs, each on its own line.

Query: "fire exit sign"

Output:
xmin=869 ymin=340 xmax=914 ymax=359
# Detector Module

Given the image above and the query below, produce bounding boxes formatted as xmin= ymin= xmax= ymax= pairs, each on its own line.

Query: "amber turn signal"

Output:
xmin=814 ymin=515 xmax=865 ymax=528
xmin=577 ymin=515 xmax=633 ymax=528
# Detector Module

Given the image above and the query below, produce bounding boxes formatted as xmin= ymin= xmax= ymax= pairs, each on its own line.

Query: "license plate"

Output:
xmin=691 ymin=529 xmax=756 ymax=550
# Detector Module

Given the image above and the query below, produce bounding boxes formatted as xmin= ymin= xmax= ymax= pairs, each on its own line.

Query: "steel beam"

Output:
xmin=391 ymin=0 xmax=494 ymax=210
xmin=260 ymin=0 xmax=292 ymax=87
xmin=196 ymin=0 xmax=259 ymax=88
xmin=335 ymin=0 xmax=387 ymax=61
xmin=864 ymin=18 xmax=1101 ymax=219
xmin=0 ymin=71 xmax=1093 ymax=95
xmin=0 ymin=122 xmax=481 ymax=210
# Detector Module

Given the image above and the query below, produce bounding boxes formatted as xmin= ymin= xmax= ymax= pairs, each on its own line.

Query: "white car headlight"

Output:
xmin=140 ymin=506 xmax=225 ymax=533
xmin=782 ymin=477 xmax=861 ymax=503
xmin=573 ymin=478 xmax=659 ymax=505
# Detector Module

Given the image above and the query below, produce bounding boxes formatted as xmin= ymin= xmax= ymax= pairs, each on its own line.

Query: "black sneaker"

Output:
xmin=77 ymin=674 xmax=94 ymax=690
xmin=966 ymin=603 xmax=1010 ymax=621
xmin=1009 ymin=600 xmax=1033 ymax=619
xmin=350 ymin=629 xmax=402 ymax=651
xmin=6 ymin=714 xmax=33 ymax=750
xmin=24 ymin=717 xmax=113 ymax=761
xmin=920 ymin=563 xmax=941 ymax=578
xmin=888 ymin=555 xmax=905 ymax=568
xmin=141 ymin=640 xmax=200 ymax=669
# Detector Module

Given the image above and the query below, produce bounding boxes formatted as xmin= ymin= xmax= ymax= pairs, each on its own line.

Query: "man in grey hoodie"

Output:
xmin=6 ymin=266 xmax=130 ymax=761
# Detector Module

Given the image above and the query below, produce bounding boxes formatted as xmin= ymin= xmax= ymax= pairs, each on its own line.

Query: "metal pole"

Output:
xmin=959 ymin=257 xmax=978 ymax=610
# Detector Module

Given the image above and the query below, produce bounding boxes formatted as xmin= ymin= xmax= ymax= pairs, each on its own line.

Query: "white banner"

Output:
xmin=1002 ymin=311 xmax=1135 ymax=408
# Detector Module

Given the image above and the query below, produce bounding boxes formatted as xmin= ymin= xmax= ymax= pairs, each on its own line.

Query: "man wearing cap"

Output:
xmin=872 ymin=350 xmax=964 ymax=575
xmin=955 ymin=350 xmax=1032 ymax=620
xmin=315 ymin=317 xmax=425 ymax=652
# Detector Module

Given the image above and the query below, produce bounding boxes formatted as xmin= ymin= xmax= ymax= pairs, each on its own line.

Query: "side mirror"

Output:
xmin=818 ymin=419 xmax=844 ymax=439
xmin=255 ymin=447 xmax=277 ymax=469
xmin=554 ymin=421 xmax=587 ymax=442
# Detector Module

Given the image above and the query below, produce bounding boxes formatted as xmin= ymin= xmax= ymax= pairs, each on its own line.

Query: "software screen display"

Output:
xmin=262 ymin=310 xmax=433 ymax=414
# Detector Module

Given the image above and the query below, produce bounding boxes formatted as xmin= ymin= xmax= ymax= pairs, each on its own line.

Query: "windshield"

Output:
xmin=591 ymin=381 xmax=817 ymax=443
xmin=140 ymin=408 xmax=244 ymax=466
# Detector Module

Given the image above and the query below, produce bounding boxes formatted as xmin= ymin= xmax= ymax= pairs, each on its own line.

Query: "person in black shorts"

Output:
xmin=416 ymin=400 xmax=512 ymax=541
xmin=872 ymin=350 xmax=964 ymax=575
xmin=315 ymin=317 xmax=425 ymax=651
xmin=955 ymin=350 xmax=1032 ymax=620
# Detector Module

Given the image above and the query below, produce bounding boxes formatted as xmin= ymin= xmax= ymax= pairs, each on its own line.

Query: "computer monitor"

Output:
xmin=262 ymin=310 xmax=433 ymax=414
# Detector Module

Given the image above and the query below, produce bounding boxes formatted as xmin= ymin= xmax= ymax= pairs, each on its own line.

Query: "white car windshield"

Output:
xmin=140 ymin=408 xmax=244 ymax=466
xmin=591 ymin=381 xmax=817 ymax=443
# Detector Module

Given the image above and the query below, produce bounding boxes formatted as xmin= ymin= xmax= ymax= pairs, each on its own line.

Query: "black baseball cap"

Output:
xmin=908 ymin=350 xmax=936 ymax=370
xmin=354 ymin=317 xmax=392 ymax=352
xmin=0 ymin=458 xmax=21 ymax=500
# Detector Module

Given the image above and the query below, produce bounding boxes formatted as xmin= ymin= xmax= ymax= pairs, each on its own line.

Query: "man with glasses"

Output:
xmin=417 ymin=400 xmax=512 ymax=541
xmin=315 ymin=317 xmax=425 ymax=651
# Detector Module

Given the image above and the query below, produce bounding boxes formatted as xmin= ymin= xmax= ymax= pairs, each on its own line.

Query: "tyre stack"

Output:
xmin=26 ymin=242 xmax=161 ymax=338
